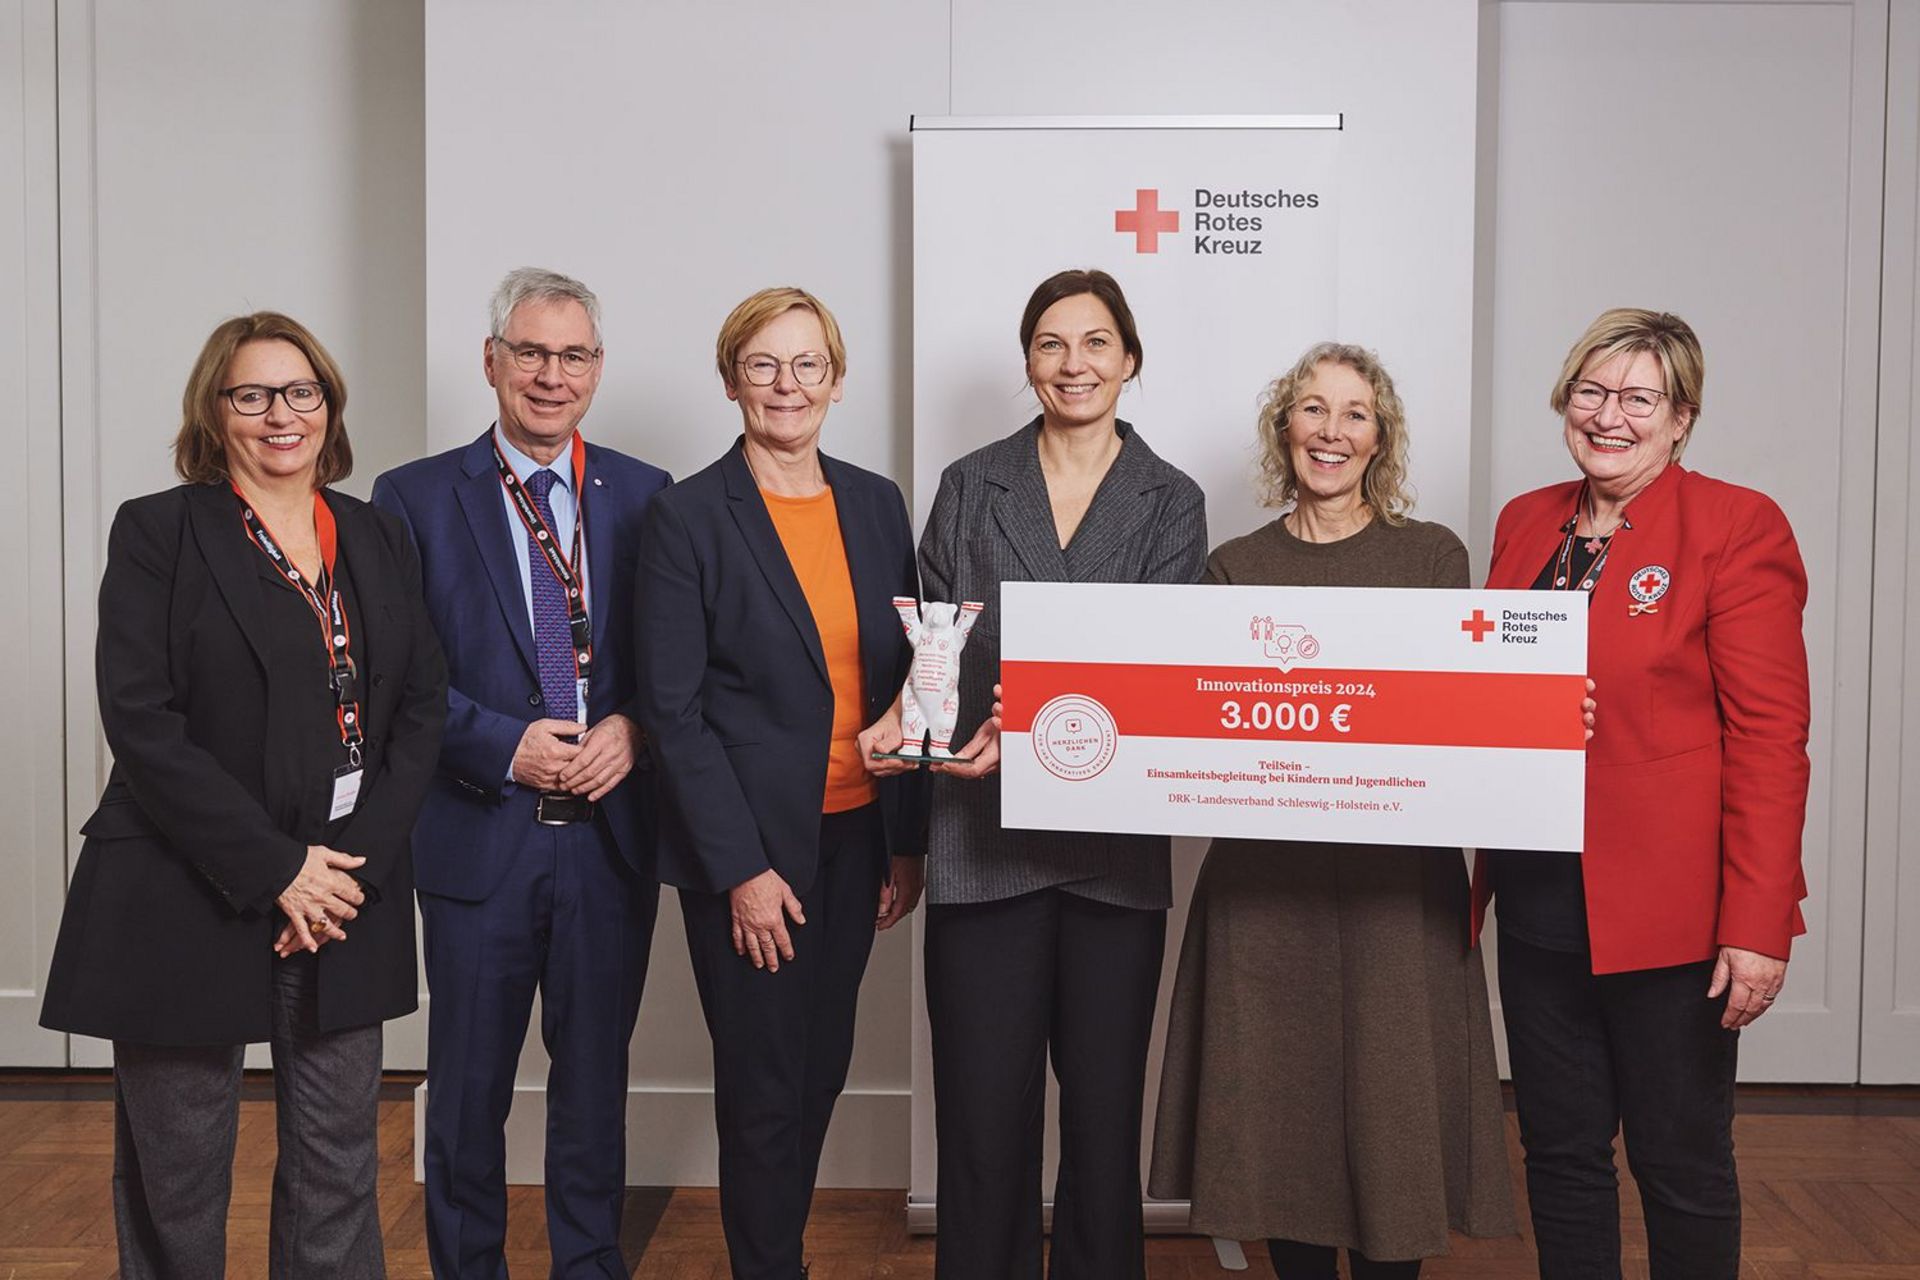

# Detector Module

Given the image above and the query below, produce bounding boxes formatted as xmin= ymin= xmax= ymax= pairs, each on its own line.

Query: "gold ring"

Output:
xmin=309 ymin=915 xmax=331 ymax=932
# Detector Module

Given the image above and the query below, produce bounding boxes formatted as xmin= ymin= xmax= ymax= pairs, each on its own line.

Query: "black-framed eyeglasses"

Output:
xmin=220 ymin=381 xmax=329 ymax=416
xmin=1566 ymin=380 xmax=1668 ymax=419
xmin=494 ymin=338 xmax=602 ymax=378
xmin=736 ymin=352 xmax=833 ymax=387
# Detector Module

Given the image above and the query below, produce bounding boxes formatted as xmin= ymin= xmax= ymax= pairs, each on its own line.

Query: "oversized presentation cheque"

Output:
xmin=1000 ymin=582 xmax=1588 ymax=852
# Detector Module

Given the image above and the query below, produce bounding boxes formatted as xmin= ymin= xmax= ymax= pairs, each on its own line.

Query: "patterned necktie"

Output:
xmin=522 ymin=468 xmax=579 ymax=723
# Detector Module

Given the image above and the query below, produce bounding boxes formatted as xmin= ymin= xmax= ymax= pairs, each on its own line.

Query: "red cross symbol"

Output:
xmin=1637 ymin=571 xmax=1664 ymax=596
xmin=1115 ymin=189 xmax=1179 ymax=253
xmin=1461 ymin=609 xmax=1494 ymax=642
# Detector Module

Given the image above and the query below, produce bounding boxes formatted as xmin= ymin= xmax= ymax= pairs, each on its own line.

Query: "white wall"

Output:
xmin=1482 ymin=0 xmax=1885 ymax=1081
xmin=47 ymin=0 xmax=428 ymax=1067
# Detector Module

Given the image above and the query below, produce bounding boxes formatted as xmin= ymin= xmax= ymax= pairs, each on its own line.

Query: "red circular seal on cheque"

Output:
xmin=1031 ymin=694 xmax=1119 ymax=782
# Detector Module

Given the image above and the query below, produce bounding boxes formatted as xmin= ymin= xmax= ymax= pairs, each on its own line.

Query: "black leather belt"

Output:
xmin=535 ymin=792 xmax=595 ymax=826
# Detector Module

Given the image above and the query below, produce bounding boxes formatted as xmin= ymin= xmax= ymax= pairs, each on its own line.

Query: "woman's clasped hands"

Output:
xmin=273 ymin=844 xmax=367 ymax=958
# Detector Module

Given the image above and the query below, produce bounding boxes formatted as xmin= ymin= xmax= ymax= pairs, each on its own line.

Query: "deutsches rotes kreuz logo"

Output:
xmin=1629 ymin=565 xmax=1671 ymax=604
xmin=1628 ymin=564 xmax=1671 ymax=617
xmin=1113 ymin=186 xmax=1323 ymax=256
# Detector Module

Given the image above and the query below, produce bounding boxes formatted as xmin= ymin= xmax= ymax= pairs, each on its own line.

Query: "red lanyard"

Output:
xmin=492 ymin=432 xmax=595 ymax=688
xmin=234 ymin=488 xmax=363 ymax=766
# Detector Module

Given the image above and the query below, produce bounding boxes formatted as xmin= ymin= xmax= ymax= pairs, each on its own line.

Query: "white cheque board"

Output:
xmin=999 ymin=582 xmax=1589 ymax=851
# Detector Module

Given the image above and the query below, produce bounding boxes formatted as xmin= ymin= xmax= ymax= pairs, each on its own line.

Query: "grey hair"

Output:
xmin=488 ymin=267 xmax=603 ymax=346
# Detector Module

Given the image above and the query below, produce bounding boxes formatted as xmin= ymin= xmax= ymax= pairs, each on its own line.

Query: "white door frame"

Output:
xmin=1862 ymin=0 xmax=1920 ymax=1084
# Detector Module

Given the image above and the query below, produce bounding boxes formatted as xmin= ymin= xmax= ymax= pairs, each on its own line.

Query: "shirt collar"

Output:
xmin=492 ymin=423 xmax=576 ymax=494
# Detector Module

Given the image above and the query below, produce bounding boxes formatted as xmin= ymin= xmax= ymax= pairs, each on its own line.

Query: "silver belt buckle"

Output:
xmin=535 ymin=792 xmax=593 ymax=825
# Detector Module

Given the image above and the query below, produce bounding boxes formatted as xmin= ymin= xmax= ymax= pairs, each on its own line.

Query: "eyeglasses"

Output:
xmin=494 ymin=338 xmax=601 ymax=378
xmin=1566 ymin=380 xmax=1668 ymax=419
xmin=221 ymin=381 xmax=328 ymax=416
xmin=736 ymin=353 xmax=832 ymax=387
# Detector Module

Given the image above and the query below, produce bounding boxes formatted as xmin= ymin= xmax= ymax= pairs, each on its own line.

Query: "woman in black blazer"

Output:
xmin=40 ymin=312 xmax=447 ymax=1278
xmin=635 ymin=287 xmax=923 ymax=1280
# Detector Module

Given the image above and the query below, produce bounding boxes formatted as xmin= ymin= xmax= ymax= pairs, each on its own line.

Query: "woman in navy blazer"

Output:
xmin=635 ymin=287 xmax=924 ymax=1280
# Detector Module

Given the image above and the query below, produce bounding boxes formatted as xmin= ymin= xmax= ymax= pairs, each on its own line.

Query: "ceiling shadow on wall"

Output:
xmin=342 ymin=0 xmax=428 ymax=498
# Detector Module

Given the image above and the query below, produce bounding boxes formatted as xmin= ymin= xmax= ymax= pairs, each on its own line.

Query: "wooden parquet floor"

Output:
xmin=1 ymin=1082 xmax=1918 ymax=1278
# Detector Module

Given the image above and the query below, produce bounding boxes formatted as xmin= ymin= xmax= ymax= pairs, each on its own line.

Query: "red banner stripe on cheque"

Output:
xmin=1001 ymin=662 xmax=1587 ymax=751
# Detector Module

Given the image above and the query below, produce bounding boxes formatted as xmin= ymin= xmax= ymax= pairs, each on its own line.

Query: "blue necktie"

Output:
xmin=523 ymin=469 xmax=579 ymax=723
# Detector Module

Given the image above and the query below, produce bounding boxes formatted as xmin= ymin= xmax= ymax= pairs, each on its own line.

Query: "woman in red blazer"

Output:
xmin=1472 ymin=309 xmax=1809 ymax=1280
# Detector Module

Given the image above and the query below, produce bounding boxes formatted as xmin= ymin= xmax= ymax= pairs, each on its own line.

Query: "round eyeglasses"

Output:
xmin=1566 ymin=380 xmax=1668 ymax=419
xmin=737 ymin=353 xmax=832 ymax=387
xmin=494 ymin=338 xmax=601 ymax=378
xmin=221 ymin=381 xmax=329 ymax=416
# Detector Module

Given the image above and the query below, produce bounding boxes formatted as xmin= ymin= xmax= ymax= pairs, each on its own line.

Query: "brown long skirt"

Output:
xmin=1148 ymin=840 xmax=1517 ymax=1261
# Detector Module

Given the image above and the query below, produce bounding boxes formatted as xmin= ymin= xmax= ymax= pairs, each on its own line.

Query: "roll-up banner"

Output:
xmin=907 ymin=115 xmax=1342 ymax=1236
xmin=911 ymin=115 xmax=1342 ymax=541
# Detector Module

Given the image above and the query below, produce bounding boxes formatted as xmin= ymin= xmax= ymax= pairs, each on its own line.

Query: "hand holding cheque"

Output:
xmin=998 ymin=581 xmax=1591 ymax=851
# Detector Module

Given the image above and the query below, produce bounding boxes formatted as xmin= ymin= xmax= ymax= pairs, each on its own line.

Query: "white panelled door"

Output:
xmin=0 ymin=0 xmax=71 ymax=1067
xmin=1863 ymin=0 xmax=1920 ymax=1084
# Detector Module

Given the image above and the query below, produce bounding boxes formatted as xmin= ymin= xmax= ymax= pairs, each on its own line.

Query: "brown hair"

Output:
xmin=714 ymin=287 xmax=848 ymax=390
xmin=1255 ymin=342 xmax=1415 ymax=524
xmin=1018 ymin=269 xmax=1143 ymax=379
xmin=1549 ymin=308 xmax=1703 ymax=459
xmin=173 ymin=312 xmax=352 ymax=486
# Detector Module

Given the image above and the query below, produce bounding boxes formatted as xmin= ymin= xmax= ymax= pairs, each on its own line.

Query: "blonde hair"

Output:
xmin=174 ymin=312 xmax=351 ymax=487
xmin=1550 ymin=308 xmax=1703 ymax=459
xmin=715 ymin=287 xmax=847 ymax=390
xmin=1255 ymin=342 xmax=1413 ymax=523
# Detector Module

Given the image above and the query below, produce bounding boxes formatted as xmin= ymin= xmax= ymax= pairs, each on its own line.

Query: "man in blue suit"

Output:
xmin=373 ymin=267 xmax=670 ymax=1279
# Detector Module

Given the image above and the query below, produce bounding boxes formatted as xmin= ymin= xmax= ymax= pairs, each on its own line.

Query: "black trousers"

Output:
xmin=680 ymin=804 xmax=887 ymax=1280
xmin=925 ymin=887 xmax=1167 ymax=1280
xmin=1267 ymin=1239 xmax=1419 ymax=1279
xmin=1497 ymin=932 xmax=1741 ymax=1280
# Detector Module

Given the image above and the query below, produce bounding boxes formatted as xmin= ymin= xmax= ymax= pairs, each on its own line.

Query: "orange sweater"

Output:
xmin=761 ymin=486 xmax=877 ymax=814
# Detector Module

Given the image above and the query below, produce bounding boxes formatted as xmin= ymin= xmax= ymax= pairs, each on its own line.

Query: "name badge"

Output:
xmin=329 ymin=766 xmax=363 ymax=821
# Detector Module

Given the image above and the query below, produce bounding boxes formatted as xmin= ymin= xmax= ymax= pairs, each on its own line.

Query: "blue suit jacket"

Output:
xmin=635 ymin=441 xmax=924 ymax=896
xmin=372 ymin=429 xmax=671 ymax=901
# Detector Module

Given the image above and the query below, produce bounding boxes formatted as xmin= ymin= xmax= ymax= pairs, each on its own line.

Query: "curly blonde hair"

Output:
xmin=1255 ymin=342 xmax=1413 ymax=523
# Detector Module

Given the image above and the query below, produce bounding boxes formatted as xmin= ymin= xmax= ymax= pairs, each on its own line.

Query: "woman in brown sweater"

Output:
xmin=1148 ymin=342 xmax=1516 ymax=1279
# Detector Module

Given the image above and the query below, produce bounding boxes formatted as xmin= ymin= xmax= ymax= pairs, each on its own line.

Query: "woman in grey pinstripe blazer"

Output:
xmin=906 ymin=269 xmax=1207 ymax=1279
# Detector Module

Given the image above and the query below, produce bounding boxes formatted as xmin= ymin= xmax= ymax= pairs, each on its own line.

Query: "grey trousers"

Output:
xmin=112 ymin=951 xmax=386 ymax=1279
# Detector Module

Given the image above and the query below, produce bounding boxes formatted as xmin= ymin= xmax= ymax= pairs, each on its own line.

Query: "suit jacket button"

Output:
xmin=528 ymin=693 xmax=543 ymax=706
